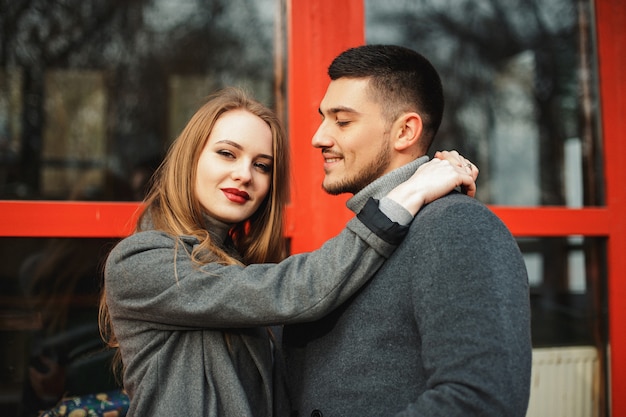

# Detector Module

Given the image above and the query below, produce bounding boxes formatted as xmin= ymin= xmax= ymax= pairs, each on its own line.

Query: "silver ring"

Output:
xmin=466 ymin=163 xmax=472 ymax=169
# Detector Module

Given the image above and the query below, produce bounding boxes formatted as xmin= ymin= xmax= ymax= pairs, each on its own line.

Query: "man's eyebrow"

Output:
xmin=318 ymin=106 xmax=359 ymax=116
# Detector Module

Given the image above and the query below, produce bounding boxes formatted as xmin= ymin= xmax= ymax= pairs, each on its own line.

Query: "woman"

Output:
xmin=99 ymin=87 xmax=477 ymax=416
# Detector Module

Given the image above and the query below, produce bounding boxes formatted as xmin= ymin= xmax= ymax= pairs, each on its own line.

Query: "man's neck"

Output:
xmin=346 ymin=156 xmax=429 ymax=213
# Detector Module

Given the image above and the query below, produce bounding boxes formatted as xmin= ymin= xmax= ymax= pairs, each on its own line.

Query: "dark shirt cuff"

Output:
xmin=356 ymin=197 xmax=410 ymax=245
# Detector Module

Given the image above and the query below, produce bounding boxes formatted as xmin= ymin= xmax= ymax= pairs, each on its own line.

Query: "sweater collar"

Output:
xmin=203 ymin=214 xmax=232 ymax=246
xmin=346 ymin=156 xmax=429 ymax=213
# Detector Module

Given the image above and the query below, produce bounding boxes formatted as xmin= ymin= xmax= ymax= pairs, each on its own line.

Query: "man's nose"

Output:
xmin=312 ymin=123 xmax=333 ymax=149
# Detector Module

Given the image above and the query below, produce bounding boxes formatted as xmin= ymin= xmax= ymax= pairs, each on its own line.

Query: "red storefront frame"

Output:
xmin=0 ymin=0 xmax=624 ymax=413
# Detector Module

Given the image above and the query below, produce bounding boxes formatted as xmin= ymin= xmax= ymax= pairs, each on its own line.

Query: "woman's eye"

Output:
xmin=336 ymin=120 xmax=350 ymax=127
xmin=254 ymin=162 xmax=272 ymax=173
xmin=217 ymin=150 xmax=235 ymax=158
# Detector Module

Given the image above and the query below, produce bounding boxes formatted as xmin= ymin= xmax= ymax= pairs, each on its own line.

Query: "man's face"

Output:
xmin=312 ymin=78 xmax=393 ymax=195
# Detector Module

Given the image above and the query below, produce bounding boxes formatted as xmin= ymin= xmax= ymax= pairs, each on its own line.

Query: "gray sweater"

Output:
xmin=105 ymin=213 xmax=402 ymax=416
xmin=283 ymin=158 xmax=532 ymax=417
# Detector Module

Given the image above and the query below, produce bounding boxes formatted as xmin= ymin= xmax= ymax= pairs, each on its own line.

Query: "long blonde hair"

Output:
xmin=99 ymin=87 xmax=290 ymax=375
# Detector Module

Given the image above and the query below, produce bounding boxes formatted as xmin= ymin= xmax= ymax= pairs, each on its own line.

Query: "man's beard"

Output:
xmin=322 ymin=144 xmax=391 ymax=195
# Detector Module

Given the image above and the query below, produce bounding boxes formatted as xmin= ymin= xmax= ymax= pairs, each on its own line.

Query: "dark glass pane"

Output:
xmin=0 ymin=0 xmax=280 ymax=201
xmin=0 ymin=237 xmax=122 ymax=416
xmin=366 ymin=0 xmax=603 ymax=207
xmin=519 ymin=237 xmax=607 ymax=348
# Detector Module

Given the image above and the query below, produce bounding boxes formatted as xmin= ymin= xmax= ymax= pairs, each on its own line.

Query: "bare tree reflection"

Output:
xmin=0 ymin=0 xmax=276 ymax=200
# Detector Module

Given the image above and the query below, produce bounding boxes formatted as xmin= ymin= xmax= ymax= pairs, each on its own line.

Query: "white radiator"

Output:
xmin=526 ymin=346 xmax=600 ymax=417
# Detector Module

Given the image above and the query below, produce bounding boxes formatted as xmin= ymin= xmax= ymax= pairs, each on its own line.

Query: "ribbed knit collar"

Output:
xmin=201 ymin=214 xmax=242 ymax=261
xmin=346 ymin=156 xmax=429 ymax=213
xmin=203 ymin=214 xmax=232 ymax=247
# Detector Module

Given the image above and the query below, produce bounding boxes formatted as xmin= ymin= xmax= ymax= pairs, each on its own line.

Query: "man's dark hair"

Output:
xmin=328 ymin=44 xmax=444 ymax=151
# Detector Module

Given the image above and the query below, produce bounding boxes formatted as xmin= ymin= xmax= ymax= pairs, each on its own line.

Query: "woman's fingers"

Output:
xmin=433 ymin=150 xmax=479 ymax=195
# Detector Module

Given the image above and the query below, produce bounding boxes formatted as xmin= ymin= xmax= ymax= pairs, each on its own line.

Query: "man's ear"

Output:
xmin=393 ymin=113 xmax=423 ymax=151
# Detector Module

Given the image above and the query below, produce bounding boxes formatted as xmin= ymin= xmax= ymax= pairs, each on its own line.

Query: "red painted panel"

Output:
xmin=595 ymin=0 xmax=626 ymax=413
xmin=0 ymin=201 xmax=141 ymax=238
xmin=286 ymin=0 xmax=365 ymax=253
xmin=0 ymin=201 xmax=295 ymax=239
xmin=0 ymin=201 xmax=609 ymax=239
xmin=490 ymin=207 xmax=610 ymax=236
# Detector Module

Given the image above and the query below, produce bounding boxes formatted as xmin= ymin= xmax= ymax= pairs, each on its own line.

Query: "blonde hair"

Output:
xmin=99 ymin=87 xmax=289 ymax=376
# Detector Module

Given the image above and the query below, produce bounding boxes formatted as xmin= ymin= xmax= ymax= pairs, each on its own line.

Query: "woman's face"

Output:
xmin=195 ymin=109 xmax=274 ymax=224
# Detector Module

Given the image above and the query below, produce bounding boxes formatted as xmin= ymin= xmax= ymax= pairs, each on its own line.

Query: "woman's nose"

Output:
xmin=232 ymin=162 xmax=252 ymax=183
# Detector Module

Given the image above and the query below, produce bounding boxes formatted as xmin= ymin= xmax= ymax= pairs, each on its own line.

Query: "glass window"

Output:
xmin=0 ymin=0 xmax=281 ymax=202
xmin=365 ymin=0 xmax=603 ymax=207
xmin=519 ymin=236 xmax=607 ymax=347
xmin=0 ymin=236 xmax=123 ymax=415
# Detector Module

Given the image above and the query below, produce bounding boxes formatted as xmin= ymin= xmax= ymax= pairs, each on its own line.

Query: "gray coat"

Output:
xmin=104 ymin=214 xmax=400 ymax=417
xmin=283 ymin=157 xmax=532 ymax=417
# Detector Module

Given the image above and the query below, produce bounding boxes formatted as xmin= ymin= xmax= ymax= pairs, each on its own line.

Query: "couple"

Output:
xmin=100 ymin=44 xmax=531 ymax=416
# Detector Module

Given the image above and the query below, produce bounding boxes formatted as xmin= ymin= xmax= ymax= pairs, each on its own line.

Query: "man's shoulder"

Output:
xmin=417 ymin=191 xmax=491 ymax=218
xmin=411 ymin=192 xmax=513 ymax=239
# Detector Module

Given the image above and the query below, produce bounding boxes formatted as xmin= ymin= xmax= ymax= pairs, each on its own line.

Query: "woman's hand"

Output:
xmin=385 ymin=152 xmax=478 ymax=216
xmin=434 ymin=150 xmax=479 ymax=197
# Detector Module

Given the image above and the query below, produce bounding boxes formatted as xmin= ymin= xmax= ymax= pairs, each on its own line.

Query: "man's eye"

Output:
xmin=336 ymin=120 xmax=350 ymax=127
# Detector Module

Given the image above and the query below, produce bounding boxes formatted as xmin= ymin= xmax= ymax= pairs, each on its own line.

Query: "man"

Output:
xmin=282 ymin=44 xmax=532 ymax=416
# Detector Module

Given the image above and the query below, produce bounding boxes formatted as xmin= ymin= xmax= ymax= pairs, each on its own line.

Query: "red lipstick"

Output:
xmin=222 ymin=188 xmax=250 ymax=204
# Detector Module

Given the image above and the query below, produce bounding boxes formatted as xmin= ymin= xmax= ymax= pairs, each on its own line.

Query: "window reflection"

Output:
xmin=365 ymin=0 xmax=602 ymax=207
xmin=0 ymin=236 xmax=124 ymax=416
xmin=519 ymin=237 xmax=606 ymax=348
xmin=0 ymin=0 xmax=280 ymax=201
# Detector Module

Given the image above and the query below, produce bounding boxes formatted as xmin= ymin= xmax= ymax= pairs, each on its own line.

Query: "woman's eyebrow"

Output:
xmin=216 ymin=139 xmax=273 ymax=160
xmin=216 ymin=139 xmax=242 ymax=149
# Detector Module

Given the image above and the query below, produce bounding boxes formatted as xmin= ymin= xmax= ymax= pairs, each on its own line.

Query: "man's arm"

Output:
xmin=401 ymin=194 xmax=532 ymax=417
